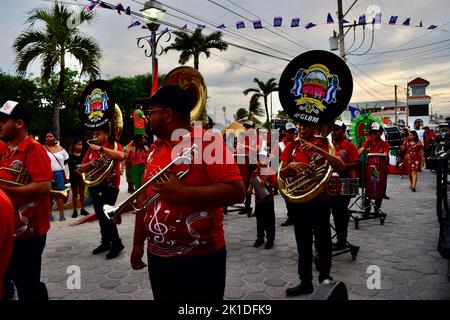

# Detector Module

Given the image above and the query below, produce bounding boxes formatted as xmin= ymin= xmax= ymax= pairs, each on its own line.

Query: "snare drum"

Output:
xmin=365 ymin=153 xmax=388 ymax=200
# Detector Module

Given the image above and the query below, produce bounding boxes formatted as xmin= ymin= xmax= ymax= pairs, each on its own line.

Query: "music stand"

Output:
xmin=348 ymin=157 xmax=387 ymax=229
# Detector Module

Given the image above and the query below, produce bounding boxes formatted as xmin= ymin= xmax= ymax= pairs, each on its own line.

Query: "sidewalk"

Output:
xmin=40 ymin=170 xmax=450 ymax=300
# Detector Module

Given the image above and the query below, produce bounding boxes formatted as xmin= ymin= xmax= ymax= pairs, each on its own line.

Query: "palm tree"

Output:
xmin=14 ymin=3 xmax=101 ymax=137
xmin=243 ymin=78 xmax=279 ymax=129
xmin=234 ymin=94 xmax=264 ymax=126
xmin=164 ymin=28 xmax=228 ymax=70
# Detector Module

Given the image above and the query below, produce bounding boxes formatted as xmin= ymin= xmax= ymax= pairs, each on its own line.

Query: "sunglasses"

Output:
xmin=145 ymin=108 xmax=165 ymax=117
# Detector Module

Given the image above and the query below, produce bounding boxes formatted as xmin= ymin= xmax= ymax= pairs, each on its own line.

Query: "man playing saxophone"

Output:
xmin=0 ymin=101 xmax=53 ymax=300
xmin=79 ymin=125 xmax=125 ymax=259
xmin=130 ymin=84 xmax=245 ymax=301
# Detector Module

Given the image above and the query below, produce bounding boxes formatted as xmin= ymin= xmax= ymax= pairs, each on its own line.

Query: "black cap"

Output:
xmin=137 ymin=85 xmax=191 ymax=115
xmin=0 ymin=100 xmax=30 ymax=125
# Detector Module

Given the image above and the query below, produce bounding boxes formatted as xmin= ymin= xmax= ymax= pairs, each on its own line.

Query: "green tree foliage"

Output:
xmin=243 ymin=78 xmax=278 ymax=129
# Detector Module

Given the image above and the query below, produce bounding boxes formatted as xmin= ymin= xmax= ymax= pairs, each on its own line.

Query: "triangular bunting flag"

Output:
xmin=402 ymin=18 xmax=411 ymax=26
xmin=305 ymin=22 xmax=316 ymax=29
xmin=327 ymin=13 xmax=334 ymax=24
xmin=359 ymin=14 xmax=366 ymax=25
xmin=274 ymin=17 xmax=282 ymax=27
xmin=236 ymin=21 xmax=245 ymax=29
xmin=217 ymin=23 xmax=226 ymax=29
xmin=389 ymin=16 xmax=398 ymax=25
xmin=374 ymin=12 xmax=381 ymax=24
xmin=179 ymin=24 xmax=188 ymax=31
xmin=417 ymin=20 xmax=423 ymax=27
xmin=85 ymin=0 xmax=98 ymax=13
xmin=127 ymin=20 xmax=141 ymax=29
xmin=428 ymin=25 xmax=438 ymax=29
xmin=291 ymin=17 xmax=300 ymax=27
xmin=253 ymin=20 xmax=263 ymax=29
xmin=125 ymin=6 xmax=131 ymax=15
xmin=197 ymin=24 xmax=206 ymax=29
xmin=116 ymin=3 xmax=125 ymax=14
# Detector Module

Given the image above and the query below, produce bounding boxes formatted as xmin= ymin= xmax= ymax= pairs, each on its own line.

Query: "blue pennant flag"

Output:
xmin=348 ymin=105 xmax=361 ymax=119
xmin=197 ymin=24 xmax=206 ymax=29
xmin=85 ymin=0 xmax=98 ymax=12
xmin=305 ymin=22 xmax=316 ymax=29
xmin=374 ymin=12 xmax=382 ymax=24
xmin=339 ymin=18 xmax=349 ymax=24
xmin=291 ymin=17 xmax=300 ymax=27
xmin=428 ymin=24 xmax=438 ymax=29
xmin=417 ymin=20 xmax=423 ymax=27
xmin=274 ymin=17 xmax=283 ymax=27
xmin=115 ymin=3 xmax=125 ymax=14
xmin=402 ymin=18 xmax=411 ymax=26
xmin=327 ymin=13 xmax=334 ymax=24
xmin=127 ymin=20 xmax=141 ymax=29
xmin=179 ymin=24 xmax=188 ymax=31
xmin=125 ymin=6 xmax=131 ymax=15
xmin=253 ymin=20 xmax=263 ymax=29
xmin=359 ymin=14 xmax=366 ymax=25
xmin=236 ymin=21 xmax=245 ymax=29
xmin=389 ymin=16 xmax=398 ymax=25
xmin=217 ymin=23 xmax=226 ymax=29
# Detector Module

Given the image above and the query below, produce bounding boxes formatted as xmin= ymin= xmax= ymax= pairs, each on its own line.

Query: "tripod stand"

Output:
xmin=348 ymin=156 xmax=387 ymax=229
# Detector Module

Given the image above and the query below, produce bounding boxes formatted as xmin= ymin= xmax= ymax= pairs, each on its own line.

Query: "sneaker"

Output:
xmin=92 ymin=243 xmax=111 ymax=255
xmin=72 ymin=210 xmax=78 ymax=218
xmin=106 ymin=243 xmax=125 ymax=259
xmin=281 ymin=219 xmax=294 ymax=226
xmin=59 ymin=216 xmax=66 ymax=221
xmin=253 ymin=239 xmax=265 ymax=248
xmin=80 ymin=209 xmax=90 ymax=216
xmin=48 ymin=215 xmax=54 ymax=222
xmin=264 ymin=241 xmax=274 ymax=249
xmin=286 ymin=282 xmax=314 ymax=297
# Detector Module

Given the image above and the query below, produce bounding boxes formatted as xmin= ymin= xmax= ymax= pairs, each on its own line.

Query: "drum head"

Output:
xmin=279 ymin=50 xmax=353 ymax=125
xmin=80 ymin=80 xmax=115 ymax=130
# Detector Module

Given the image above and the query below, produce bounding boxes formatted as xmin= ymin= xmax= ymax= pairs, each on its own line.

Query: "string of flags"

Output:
xmin=85 ymin=2 xmax=439 ymax=32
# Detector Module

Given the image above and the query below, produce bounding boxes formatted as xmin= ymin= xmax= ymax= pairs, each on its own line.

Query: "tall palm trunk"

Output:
xmin=263 ymin=96 xmax=270 ymax=128
xmin=194 ymin=54 xmax=199 ymax=70
xmin=53 ymin=51 xmax=65 ymax=138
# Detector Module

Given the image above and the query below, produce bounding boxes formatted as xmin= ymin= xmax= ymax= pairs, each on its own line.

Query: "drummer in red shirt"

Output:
xmin=80 ymin=125 xmax=125 ymax=259
xmin=358 ymin=122 xmax=390 ymax=215
xmin=0 ymin=100 xmax=53 ymax=300
xmin=130 ymin=85 xmax=245 ymax=301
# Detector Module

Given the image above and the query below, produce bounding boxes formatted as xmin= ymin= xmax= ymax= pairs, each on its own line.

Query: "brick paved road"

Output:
xmin=35 ymin=170 xmax=450 ymax=300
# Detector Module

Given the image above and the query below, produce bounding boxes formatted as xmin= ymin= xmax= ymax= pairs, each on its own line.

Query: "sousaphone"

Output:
xmin=277 ymin=50 xmax=353 ymax=203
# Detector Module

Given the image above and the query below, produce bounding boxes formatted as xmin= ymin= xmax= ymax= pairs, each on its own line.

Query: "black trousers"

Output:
xmin=244 ymin=164 xmax=258 ymax=211
xmin=255 ymin=200 xmax=275 ymax=242
xmin=89 ymin=185 xmax=121 ymax=246
xmin=4 ymin=235 xmax=48 ymax=300
xmin=292 ymin=201 xmax=332 ymax=283
xmin=285 ymin=200 xmax=294 ymax=220
xmin=147 ymin=247 xmax=227 ymax=301
xmin=330 ymin=196 xmax=352 ymax=243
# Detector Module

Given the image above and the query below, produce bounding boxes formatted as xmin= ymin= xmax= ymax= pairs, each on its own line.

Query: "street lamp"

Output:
xmin=138 ymin=1 xmax=170 ymax=95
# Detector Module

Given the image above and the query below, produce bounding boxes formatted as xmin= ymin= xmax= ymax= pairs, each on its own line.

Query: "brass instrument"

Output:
xmin=0 ymin=167 xmax=30 ymax=185
xmin=82 ymin=139 xmax=118 ymax=187
xmin=104 ymin=144 xmax=198 ymax=220
xmin=161 ymin=66 xmax=207 ymax=122
xmin=276 ymin=50 xmax=353 ymax=204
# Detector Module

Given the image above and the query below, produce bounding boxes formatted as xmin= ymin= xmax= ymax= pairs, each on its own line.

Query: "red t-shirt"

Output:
xmin=82 ymin=141 xmax=124 ymax=189
xmin=334 ymin=139 xmax=359 ymax=177
xmin=0 ymin=135 xmax=53 ymax=239
xmin=362 ymin=138 xmax=390 ymax=155
xmin=0 ymin=190 xmax=14 ymax=299
xmin=143 ymin=129 xmax=243 ymax=258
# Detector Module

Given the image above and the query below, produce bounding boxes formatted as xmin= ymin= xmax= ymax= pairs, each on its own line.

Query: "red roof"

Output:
xmin=408 ymin=77 xmax=429 ymax=86
xmin=408 ymin=95 xmax=431 ymax=99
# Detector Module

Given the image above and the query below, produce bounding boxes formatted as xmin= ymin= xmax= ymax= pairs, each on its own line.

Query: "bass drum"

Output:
xmin=365 ymin=153 xmax=388 ymax=200
xmin=309 ymin=280 xmax=348 ymax=300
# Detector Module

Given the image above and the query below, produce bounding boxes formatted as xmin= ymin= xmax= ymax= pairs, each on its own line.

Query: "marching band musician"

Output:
xmin=280 ymin=122 xmax=345 ymax=296
xmin=0 ymin=101 xmax=53 ymax=300
xmin=130 ymin=85 xmax=245 ymax=301
xmin=358 ymin=122 xmax=390 ymax=215
xmin=330 ymin=120 xmax=360 ymax=251
xmin=0 ymin=189 xmax=14 ymax=300
xmin=80 ymin=125 xmax=125 ymax=259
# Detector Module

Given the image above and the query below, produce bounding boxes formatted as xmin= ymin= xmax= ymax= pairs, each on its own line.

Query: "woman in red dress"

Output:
xmin=401 ymin=130 xmax=425 ymax=192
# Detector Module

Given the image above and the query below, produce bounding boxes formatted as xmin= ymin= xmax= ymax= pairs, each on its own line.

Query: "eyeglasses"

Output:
xmin=145 ymin=108 xmax=164 ymax=117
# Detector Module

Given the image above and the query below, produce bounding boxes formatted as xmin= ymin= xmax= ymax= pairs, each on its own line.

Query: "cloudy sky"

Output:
xmin=1 ymin=0 xmax=449 ymax=125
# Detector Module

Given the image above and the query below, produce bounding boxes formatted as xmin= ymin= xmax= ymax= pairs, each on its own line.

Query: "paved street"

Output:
xmin=37 ymin=170 xmax=450 ymax=300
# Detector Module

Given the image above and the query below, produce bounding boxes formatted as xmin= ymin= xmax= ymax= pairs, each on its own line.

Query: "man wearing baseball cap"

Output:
xmin=0 ymin=100 xmax=53 ymax=300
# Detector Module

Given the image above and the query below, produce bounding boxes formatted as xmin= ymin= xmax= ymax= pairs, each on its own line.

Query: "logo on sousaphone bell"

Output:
xmin=291 ymin=64 xmax=340 ymax=114
xmin=84 ymin=88 xmax=110 ymax=123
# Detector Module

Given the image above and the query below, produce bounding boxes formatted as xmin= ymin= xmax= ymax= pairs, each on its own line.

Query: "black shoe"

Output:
xmin=80 ymin=209 xmax=89 ymax=216
xmin=253 ymin=239 xmax=265 ymax=248
xmin=411 ymin=188 xmax=416 ymax=192
xmin=72 ymin=210 xmax=78 ymax=218
xmin=383 ymin=194 xmax=390 ymax=200
xmin=281 ymin=219 xmax=294 ymax=226
xmin=286 ymin=282 xmax=314 ymax=297
xmin=264 ymin=241 xmax=274 ymax=249
xmin=106 ymin=243 xmax=124 ymax=259
xmin=92 ymin=243 xmax=111 ymax=255
xmin=332 ymin=242 xmax=347 ymax=251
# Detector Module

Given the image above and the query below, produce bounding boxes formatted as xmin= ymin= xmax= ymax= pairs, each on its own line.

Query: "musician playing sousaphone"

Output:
xmin=0 ymin=100 xmax=53 ymax=300
xmin=129 ymin=67 xmax=245 ymax=301
xmin=78 ymin=81 xmax=126 ymax=260
xmin=277 ymin=51 xmax=352 ymax=296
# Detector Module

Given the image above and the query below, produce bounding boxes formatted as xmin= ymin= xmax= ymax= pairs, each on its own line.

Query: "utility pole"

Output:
xmin=406 ymin=83 xmax=409 ymax=128
xmin=394 ymin=85 xmax=398 ymax=125
xmin=337 ymin=0 xmax=346 ymax=60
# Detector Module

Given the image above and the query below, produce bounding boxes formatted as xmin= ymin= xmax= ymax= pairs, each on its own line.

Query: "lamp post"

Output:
xmin=139 ymin=0 xmax=170 ymax=95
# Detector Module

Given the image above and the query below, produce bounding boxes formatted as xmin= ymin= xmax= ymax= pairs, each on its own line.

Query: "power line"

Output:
xmin=210 ymin=53 xmax=280 ymax=76
xmin=348 ymin=61 xmax=393 ymax=88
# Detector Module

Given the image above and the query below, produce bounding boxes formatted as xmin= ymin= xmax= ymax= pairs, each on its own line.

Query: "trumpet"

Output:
xmin=103 ymin=144 xmax=198 ymax=221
